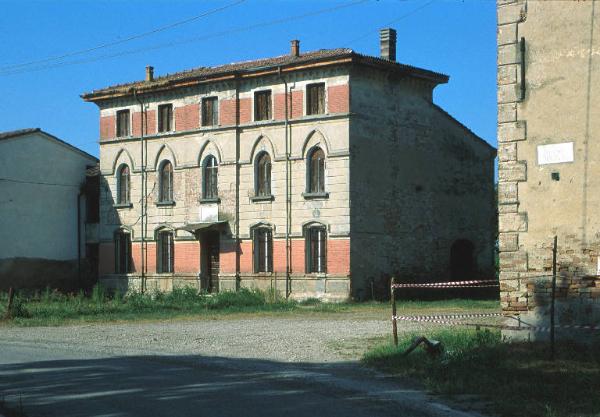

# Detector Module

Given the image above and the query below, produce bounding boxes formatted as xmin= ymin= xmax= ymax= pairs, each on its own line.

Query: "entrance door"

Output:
xmin=203 ymin=231 xmax=220 ymax=293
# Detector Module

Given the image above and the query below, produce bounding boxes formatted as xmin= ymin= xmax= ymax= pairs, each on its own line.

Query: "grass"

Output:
xmin=363 ymin=329 xmax=600 ymax=417
xmin=0 ymin=285 xmax=499 ymax=326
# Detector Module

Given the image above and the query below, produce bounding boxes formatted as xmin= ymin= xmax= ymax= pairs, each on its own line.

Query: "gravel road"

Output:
xmin=0 ymin=316 xmax=401 ymax=362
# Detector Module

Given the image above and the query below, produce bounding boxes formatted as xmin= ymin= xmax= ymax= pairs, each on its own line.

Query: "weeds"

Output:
xmin=363 ymin=329 xmax=600 ymax=417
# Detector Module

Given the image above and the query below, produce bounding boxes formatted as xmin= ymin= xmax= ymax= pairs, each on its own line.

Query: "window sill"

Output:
xmin=250 ymin=195 xmax=274 ymax=203
xmin=199 ymin=197 xmax=220 ymax=204
xmin=302 ymin=192 xmax=329 ymax=200
xmin=155 ymin=200 xmax=176 ymax=207
xmin=113 ymin=203 xmax=133 ymax=209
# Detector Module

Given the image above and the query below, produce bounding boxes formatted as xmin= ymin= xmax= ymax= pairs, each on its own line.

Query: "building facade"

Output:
xmin=497 ymin=1 xmax=600 ymax=338
xmin=0 ymin=128 xmax=99 ymax=291
xmin=83 ymin=29 xmax=495 ymax=300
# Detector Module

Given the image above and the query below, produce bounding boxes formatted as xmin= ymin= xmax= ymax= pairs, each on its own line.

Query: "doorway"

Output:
xmin=202 ymin=231 xmax=220 ymax=293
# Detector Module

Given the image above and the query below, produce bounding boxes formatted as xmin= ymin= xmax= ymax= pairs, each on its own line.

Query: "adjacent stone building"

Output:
xmin=83 ymin=29 xmax=495 ymax=300
xmin=0 ymin=128 xmax=99 ymax=291
xmin=497 ymin=1 xmax=600 ymax=337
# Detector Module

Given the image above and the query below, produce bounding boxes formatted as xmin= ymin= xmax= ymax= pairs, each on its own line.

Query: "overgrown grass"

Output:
xmin=0 ymin=286 xmax=499 ymax=326
xmin=363 ymin=329 xmax=600 ymax=417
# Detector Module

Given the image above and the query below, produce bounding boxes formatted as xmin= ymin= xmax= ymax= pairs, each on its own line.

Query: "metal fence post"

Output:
xmin=391 ymin=277 xmax=398 ymax=347
xmin=550 ymin=235 xmax=557 ymax=361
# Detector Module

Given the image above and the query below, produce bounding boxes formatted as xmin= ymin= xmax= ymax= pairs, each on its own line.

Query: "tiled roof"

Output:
xmin=81 ymin=48 xmax=448 ymax=100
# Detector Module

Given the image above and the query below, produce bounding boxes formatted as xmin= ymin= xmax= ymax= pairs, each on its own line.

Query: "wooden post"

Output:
xmin=550 ymin=235 xmax=557 ymax=361
xmin=5 ymin=287 xmax=14 ymax=319
xmin=391 ymin=277 xmax=398 ymax=347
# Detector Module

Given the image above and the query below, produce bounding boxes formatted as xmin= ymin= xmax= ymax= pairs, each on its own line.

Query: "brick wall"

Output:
xmin=274 ymin=90 xmax=304 ymax=120
xmin=175 ymin=104 xmax=200 ymax=132
xmin=132 ymin=110 xmax=157 ymax=136
xmin=174 ymin=241 xmax=200 ymax=273
xmin=99 ymin=242 xmax=114 ymax=275
xmin=327 ymin=84 xmax=349 ymax=113
xmin=327 ymin=238 xmax=350 ymax=274
xmin=220 ymin=99 xmax=236 ymax=126
xmin=100 ymin=115 xmax=115 ymax=140
xmin=239 ymin=98 xmax=251 ymax=124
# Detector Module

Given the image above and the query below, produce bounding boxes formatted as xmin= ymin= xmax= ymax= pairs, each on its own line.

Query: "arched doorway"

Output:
xmin=450 ymin=239 xmax=475 ymax=280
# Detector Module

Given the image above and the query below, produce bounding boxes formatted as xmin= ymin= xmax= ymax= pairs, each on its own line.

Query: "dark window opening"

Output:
xmin=158 ymin=104 xmax=173 ymax=132
xmin=157 ymin=230 xmax=174 ymax=273
xmin=116 ymin=110 xmax=130 ymax=137
xmin=450 ymin=239 xmax=475 ymax=280
xmin=159 ymin=161 xmax=173 ymax=202
xmin=203 ymin=155 xmax=218 ymax=199
xmin=254 ymin=90 xmax=272 ymax=121
xmin=308 ymin=147 xmax=325 ymax=193
xmin=202 ymin=97 xmax=218 ymax=126
xmin=255 ymin=152 xmax=271 ymax=197
xmin=115 ymin=231 xmax=132 ymax=274
xmin=306 ymin=226 xmax=327 ymax=273
xmin=253 ymin=227 xmax=273 ymax=273
xmin=117 ymin=165 xmax=130 ymax=205
xmin=307 ymin=83 xmax=325 ymax=115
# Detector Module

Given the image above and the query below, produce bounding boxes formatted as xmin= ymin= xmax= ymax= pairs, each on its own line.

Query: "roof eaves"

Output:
xmin=0 ymin=128 xmax=98 ymax=161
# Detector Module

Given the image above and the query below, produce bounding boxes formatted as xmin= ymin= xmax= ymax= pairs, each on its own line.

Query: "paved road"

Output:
xmin=0 ymin=319 xmax=486 ymax=417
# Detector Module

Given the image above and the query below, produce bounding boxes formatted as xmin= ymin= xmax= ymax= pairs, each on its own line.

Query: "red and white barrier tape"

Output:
xmin=391 ymin=279 xmax=499 ymax=289
xmin=392 ymin=314 xmax=600 ymax=332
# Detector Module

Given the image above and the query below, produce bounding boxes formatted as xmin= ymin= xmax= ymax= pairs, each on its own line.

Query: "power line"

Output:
xmin=344 ymin=0 xmax=436 ymax=47
xmin=0 ymin=177 xmax=81 ymax=188
xmin=0 ymin=0 xmax=246 ymax=72
xmin=0 ymin=0 xmax=370 ymax=77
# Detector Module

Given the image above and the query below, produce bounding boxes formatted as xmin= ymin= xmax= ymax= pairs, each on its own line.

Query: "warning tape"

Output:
xmin=392 ymin=314 xmax=600 ymax=332
xmin=391 ymin=279 xmax=499 ymax=289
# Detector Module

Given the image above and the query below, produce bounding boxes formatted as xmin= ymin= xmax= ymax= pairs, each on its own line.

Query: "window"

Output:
xmin=114 ymin=230 xmax=131 ymax=274
xmin=117 ymin=164 xmax=130 ymax=205
xmin=307 ymin=83 xmax=325 ymax=115
xmin=307 ymin=147 xmax=326 ymax=193
xmin=157 ymin=230 xmax=174 ymax=273
xmin=254 ymin=90 xmax=272 ymax=121
xmin=306 ymin=226 xmax=327 ymax=273
xmin=158 ymin=104 xmax=173 ymax=132
xmin=202 ymin=97 xmax=218 ymax=126
xmin=253 ymin=227 xmax=273 ymax=273
xmin=116 ymin=110 xmax=130 ymax=137
xmin=159 ymin=161 xmax=173 ymax=202
xmin=255 ymin=152 xmax=271 ymax=197
xmin=203 ymin=155 xmax=218 ymax=199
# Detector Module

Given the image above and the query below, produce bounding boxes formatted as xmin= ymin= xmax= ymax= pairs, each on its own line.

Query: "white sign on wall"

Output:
xmin=200 ymin=204 xmax=218 ymax=222
xmin=537 ymin=142 xmax=574 ymax=165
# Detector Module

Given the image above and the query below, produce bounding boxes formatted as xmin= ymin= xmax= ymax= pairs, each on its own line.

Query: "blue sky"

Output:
xmin=0 ymin=0 xmax=497 ymax=158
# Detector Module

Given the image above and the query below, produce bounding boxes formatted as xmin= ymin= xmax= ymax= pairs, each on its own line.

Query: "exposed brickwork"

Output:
xmin=100 ymin=115 xmax=115 ymax=140
xmin=274 ymin=90 xmax=304 ymax=120
xmin=327 ymin=238 xmax=350 ymax=274
xmin=132 ymin=110 xmax=157 ymax=137
xmin=219 ymin=99 xmax=236 ymax=126
xmin=327 ymin=84 xmax=349 ymax=113
xmin=174 ymin=241 xmax=200 ymax=273
xmin=174 ymin=104 xmax=200 ymax=132
xmin=239 ymin=98 xmax=251 ymax=124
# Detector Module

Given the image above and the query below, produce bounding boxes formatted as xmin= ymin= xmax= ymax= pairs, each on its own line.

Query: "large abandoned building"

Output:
xmin=82 ymin=29 xmax=495 ymax=300
xmin=497 ymin=1 xmax=600 ymax=337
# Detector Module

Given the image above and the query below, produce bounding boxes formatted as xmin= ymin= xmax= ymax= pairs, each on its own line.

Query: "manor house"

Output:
xmin=82 ymin=28 xmax=495 ymax=300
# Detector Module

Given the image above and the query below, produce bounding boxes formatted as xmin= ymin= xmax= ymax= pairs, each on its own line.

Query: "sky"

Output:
xmin=0 ymin=0 xmax=497 ymax=158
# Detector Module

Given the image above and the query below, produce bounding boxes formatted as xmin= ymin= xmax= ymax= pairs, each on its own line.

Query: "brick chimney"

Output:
xmin=145 ymin=65 xmax=154 ymax=82
xmin=379 ymin=28 xmax=396 ymax=62
xmin=290 ymin=40 xmax=300 ymax=57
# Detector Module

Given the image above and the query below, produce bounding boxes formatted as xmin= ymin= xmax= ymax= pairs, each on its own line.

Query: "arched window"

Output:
xmin=306 ymin=224 xmax=327 ymax=273
xmin=253 ymin=226 xmax=273 ymax=273
xmin=203 ymin=155 xmax=218 ymax=199
xmin=159 ymin=161 xmax=173 ymax=202
xmin=114 ymin=230 xmax=131 ymax=274
xmin=307 ymin=147 xmax=325 ymax=194
xmin=255 ymin=152 xmax=272 ymax=197
xmin=116 ymin=164 xmax=130 ymax=205
xmin=157 ymin=229 xmax=174 ymax=273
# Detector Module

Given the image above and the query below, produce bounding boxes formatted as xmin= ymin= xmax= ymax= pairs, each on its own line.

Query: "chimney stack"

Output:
xmin=290 ymin=40 xmax=300 ymax=57
xmin=145 ymin=65 xmax=154 ymax=82
xmin=379 ymin=28 xmax=396 ymax=62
